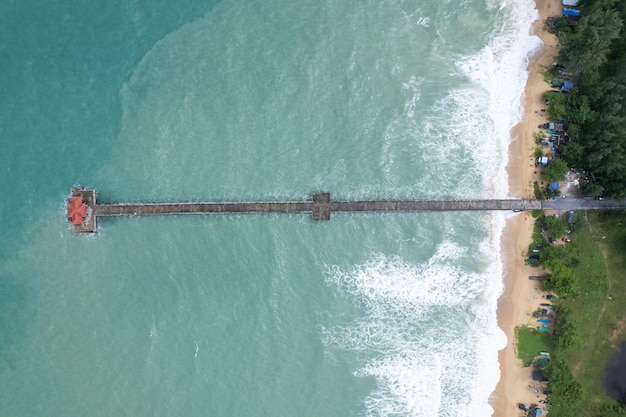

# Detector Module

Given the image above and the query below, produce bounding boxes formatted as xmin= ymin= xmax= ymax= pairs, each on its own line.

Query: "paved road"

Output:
xmin=541 ymin=198 xmax=626 ymax=211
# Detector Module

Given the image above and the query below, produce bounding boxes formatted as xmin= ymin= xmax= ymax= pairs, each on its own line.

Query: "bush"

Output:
xmin=534 ymin=131 xmax=546 ymax=144
xmin=541 ymin=261 xmax=575 ymax=295
xmin=542 ymin=90 xmax=568 ymax=120
xmin=552 ymin=306 xmax=579 ymax=351
xmin=534 ymin=181 xmax=544 ymax=200
xmin=543 ymin=361 xmax=583 ymax=410
xmin=535 ymin=146 xmax=545 ymax=159
xmin=545 ymin=215 xmax=568 ymax=239
xmin=595 ymin=403 xmax=626 ymax=417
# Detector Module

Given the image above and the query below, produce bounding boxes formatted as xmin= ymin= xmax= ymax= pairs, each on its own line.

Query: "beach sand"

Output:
xmin=491 ymin=0 xmax=560 ymax=415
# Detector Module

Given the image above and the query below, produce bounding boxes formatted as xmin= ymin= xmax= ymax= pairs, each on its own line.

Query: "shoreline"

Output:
xmin=491 ymin=0 xmax=560 ymax=415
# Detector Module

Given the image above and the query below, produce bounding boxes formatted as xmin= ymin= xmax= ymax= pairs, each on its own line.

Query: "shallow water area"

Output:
xmin=0 ymin=0 xmax=540 ymax=416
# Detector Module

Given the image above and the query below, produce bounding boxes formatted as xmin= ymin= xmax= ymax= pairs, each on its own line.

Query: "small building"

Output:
xmin=67 ymin=187 xmax=97 ymax=233
xmin=562 ymin=0 xmax=579 ymax=6
xmin=67 ymin=195 xmax=86 ymax=225
xmin=537 ymin=156 xmax=549 ymax=166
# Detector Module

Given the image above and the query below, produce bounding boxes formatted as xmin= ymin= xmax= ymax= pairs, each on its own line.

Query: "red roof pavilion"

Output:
xmin=68 ymin=196 xmax=86 ymax=225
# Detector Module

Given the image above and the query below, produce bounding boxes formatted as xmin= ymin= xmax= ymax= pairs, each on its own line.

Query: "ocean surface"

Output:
xmin=0 ymin=1 xmax=541 ymax=416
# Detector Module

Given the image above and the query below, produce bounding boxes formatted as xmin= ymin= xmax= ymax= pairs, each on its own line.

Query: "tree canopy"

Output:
xmin=551 ymin=0 xmax=626 ymax=197
xmin=559 ymin=7 xmax=622 ymax=74
xmin=543 ymin=159 xmax=568 ymax=182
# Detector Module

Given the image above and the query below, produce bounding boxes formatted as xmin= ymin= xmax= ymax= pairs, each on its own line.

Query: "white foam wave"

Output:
xmin=415 ymin=17 xmax=430 ymax=28
xmin=402 ymin=76 xmax=423 ymax=119
xmin=449 ymin=1 xmax=543 ymax=409
xmin=323 ymin=232 xmax=507 ymax=417
xmin=359 ymin=6 xmax=543 ymax=411
xmin=392 ymin=0 xmax=541 ymax=200
xmin=456 ymin=0 xmax=542 ymax=197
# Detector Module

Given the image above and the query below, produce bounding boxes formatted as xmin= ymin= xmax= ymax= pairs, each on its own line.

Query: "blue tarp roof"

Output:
xmin=549 ymin=182 xmax=559 ymax=190
xmin=561 ymin=81 xmax=574 ymax=92
xmin=563 ymin=8 xmax=580 ymax=17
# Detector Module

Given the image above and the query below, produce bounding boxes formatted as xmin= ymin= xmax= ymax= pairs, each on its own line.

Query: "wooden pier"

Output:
xmin=68 ymin=187 xmax=544 ymax=233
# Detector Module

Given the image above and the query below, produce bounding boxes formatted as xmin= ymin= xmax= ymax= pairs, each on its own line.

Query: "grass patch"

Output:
xmin=531 ymin=209 xmax=543 ymax=218
xmin=535 ymin=211 xmax=626 ymax=414
xmin=558 ymin=213 xmax=626 ymax=400
xmin=534 ymin=181 xmax=544 ymax=200
xmin=516 ymin=326 xmax=552 ymax=367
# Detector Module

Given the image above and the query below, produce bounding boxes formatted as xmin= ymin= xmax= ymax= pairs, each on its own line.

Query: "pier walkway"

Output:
xmin=68 ymin=187 xmax=625 ymax=233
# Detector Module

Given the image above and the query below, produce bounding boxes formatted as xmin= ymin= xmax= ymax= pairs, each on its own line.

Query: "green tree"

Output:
xmin=562 ymin=141 xmax=585 ymax=167
xmin=542 ymin=259 xmax=575 ymax=295
xmin=584 ymin=182 xmax=605 ymax=198
xmin=541 ymin=241 xmax=579 ymax=267
xmin=569 ymin=93 xmax=598 ymax=125
xmin=542 ymin=90 xmax=568 ymax=120
xmin=559 ymin=8 xmax=623 ymax=74
xmin=543 ymin=159 xmax=568 ymax=182
xmin=545 ymin=215 xmax=569 ymax=239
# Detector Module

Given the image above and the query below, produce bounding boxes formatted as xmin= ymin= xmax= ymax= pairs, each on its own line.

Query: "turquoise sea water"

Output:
xmin=0 ymin=1 xmax=541 ymax=416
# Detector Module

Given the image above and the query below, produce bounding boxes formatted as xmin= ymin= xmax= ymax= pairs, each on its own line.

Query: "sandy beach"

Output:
xmin=491 ymin=0 xmax=560 ymax=415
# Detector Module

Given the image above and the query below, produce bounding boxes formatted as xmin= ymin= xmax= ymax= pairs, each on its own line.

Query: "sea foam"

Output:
xmin=325 ymin=0 xmax=541 ymax=416
xmin=457 ymin=0 xmax=542 ymax=198
xmin=324 ymin=236 xmax=507 ymax=417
